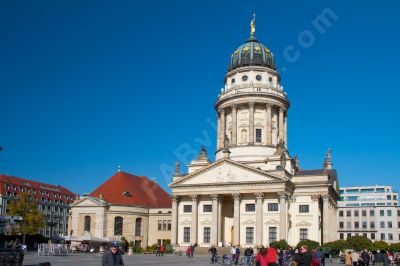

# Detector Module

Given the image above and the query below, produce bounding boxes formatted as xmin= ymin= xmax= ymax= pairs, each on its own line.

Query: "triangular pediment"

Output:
xmin=170 ymin=159 xmax=285 ymax=187
xmin=70 ymin=196 xmax=107 ymax=207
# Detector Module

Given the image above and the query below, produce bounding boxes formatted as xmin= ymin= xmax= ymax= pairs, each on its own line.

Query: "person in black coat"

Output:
xmin=102 ymin=242 xmax=124 ymax=266
xmin=294 ymin=245 xmax=312 ymax=266
xmin=361 ymin=249 xmax=370 ymax=266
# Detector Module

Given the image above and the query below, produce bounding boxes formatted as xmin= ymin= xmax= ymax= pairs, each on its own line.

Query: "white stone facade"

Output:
xmin=169 ymin=32 xmax=339 ymax=247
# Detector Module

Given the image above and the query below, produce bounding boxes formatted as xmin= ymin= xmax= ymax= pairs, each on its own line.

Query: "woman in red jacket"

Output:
xmin=267 ymin=247 xmax=278 ymax=266
xmin=256 ymin=248 xmax=269 ymax=266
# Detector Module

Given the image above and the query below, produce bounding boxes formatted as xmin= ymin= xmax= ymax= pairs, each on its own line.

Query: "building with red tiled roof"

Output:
xmin=69 ymin=170 xmax=172 ymax=247
xmin=0 ymin=174 xmax=77 ymax=238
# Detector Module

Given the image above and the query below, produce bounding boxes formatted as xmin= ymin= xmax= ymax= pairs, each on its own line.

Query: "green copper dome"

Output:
xmin=228 ymin=37 xmax=276 ymax=71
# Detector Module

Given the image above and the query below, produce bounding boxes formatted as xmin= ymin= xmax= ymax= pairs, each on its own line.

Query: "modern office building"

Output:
xmin=337 ymin=185 xmax=400 ymax=243
xmin=0 ymin=174 xmax=76 ymax=238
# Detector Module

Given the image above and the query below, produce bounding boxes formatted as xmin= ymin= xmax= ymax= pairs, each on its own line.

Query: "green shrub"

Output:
xmin=323 ymin=240 xmax=348 ymax=255
xmin=296 ymin=240 xmax=320 ymax=250
xmin=371 ymin=240 xmax=389 ymax=251
xmin=270 ymin=240 xmax=290 ymax=250
xmin=346 ymin=236 xmax=372 ymax=251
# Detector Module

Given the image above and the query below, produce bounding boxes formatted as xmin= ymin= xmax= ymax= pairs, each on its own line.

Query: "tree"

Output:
xmin=371 ymin=240 xmax=389 ymax=251
xmin=346 ymin=236 xmax=372 ymax=251
xmin=270 ymin=240 xmax=290 ymax=250
xmin=7 ymin=192 xmax=45 ymax=242
xmin=296 ymin=240 xmax=320 ymax=250
xmin=389 ymin=243 xmax=400 ymax=252
xmin=323 ymin=240 xmax=348 ymax=255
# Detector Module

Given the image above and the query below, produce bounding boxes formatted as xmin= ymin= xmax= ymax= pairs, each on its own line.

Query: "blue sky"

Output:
xmin=1 ymin=1 xmax=399 ymax=195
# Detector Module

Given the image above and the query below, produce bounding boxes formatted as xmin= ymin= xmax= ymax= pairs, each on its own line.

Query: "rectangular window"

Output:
xmin=388 ymin=233 xmax=393 ymax=241
xmin=363 ymin=233 xmax=367 ymax=237
xmin=371 ymin=233 xmax=375 ymax=240
xmin=388 ymin=221 xmax=392 ymax=228
xmin=255 ymin=129 xmax=262 ymax=143
xmin=183 ymin=227 xmax=191 ymax=243
xmin=162 ymin=220 xmax=167 ymax=231
xmin=246 ymin=227 xmax=254 ymax=244
xmin=355 ymin=222 xmax=359 ymax=228
xmin=370 ymin=222 xmax=375 ymax=228
xmin=204 ymin=227 xmax=211 ymax=243
xmin=167 ymin=220 xmax=171 ymax=231
xmin=347 ymin=210 xmax=351 ymax=217
xmin=268 ymin=203 xmax=278 ymax=212
xmin=362 ymin=222 xmax=367 ymax=229
xmin=203 ymin=204 xmax=212 ymax=213
xmin=347 ymin=233 xmax=352 ymax=239
xmin=299 ymin=205 xmax=309 ymax=213
xmin=347 ymin=222 xmax=351 ymax=228
xmin=354 ymin=210 xmax=359 ymax=217
xmin=339 ymin=233 xmax=344 ymax=240
xmin=362 ymin=210 xmax=366 ymax=217
xmin=300 ymin=229 xmax=308 ymax=241
xmin=158 ymin=220 xmax=162 ymax=231
xmin=380 ymin=221 xmax=385 ymax=228
xmin=183 ymin=205 xmax=192 ymax=213
xmin=381 ymin=233 xmax=385 ymax=240
xmin=268 ymin=227 xmax=277 ymax=243
xmin=339 ymin=222 xmax=344 ymax=228
xmin=339 ymin=211 xmax=343 ymax=217
xmin=370 ymin=210 xmax=375 ymax=216
xmin=387 ymin=210 xmax=392 ymax=216
xmin=245 ymin=204 xmax=255 ymax=212
xmin=380 ymin=210 xmax=384 ymax=216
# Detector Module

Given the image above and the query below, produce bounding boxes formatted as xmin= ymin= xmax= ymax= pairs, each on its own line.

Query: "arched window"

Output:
xmin=114 ymin=216 xmax=123 ymax=235
xmin=84 ymin=216 xmax=91 ymax=232
xmin=135 ymin=218 xmax=142 ymax=236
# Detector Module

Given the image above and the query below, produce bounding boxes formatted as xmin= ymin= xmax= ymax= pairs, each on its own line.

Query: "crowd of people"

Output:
xmin=207 ymin=244 xmax=325 ymax=266
xmin=344 ymin=249 xmax=400 ymax=266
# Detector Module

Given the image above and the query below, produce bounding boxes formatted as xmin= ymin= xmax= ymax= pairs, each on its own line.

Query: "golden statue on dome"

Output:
xmin=250 ymin=13 xmax=256 ymax=37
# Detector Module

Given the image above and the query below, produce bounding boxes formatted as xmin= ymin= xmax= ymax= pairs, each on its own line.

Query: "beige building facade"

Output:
xmin=169 ymin=23 xmax=339 ymax=248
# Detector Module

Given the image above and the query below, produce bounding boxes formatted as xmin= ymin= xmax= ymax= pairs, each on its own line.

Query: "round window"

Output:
xmin=256 ymin=75 xmax=262 ymax=81
xmin=242 ymin=75 xmax=248 ymax=81
xmin=231 ymin=78 xmax=235 ymax=84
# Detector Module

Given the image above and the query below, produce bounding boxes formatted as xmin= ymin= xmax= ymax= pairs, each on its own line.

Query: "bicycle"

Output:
xmin=216 ymin=254 xmax=235 ymax=265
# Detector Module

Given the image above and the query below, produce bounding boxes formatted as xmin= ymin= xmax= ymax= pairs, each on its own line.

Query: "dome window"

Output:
xmin=231 ymin=78 xmax=235 ymax=84
xmin=256 ymin=75 xmax=262 ymax=81
xmin=122 ymin=191 xmax=132 ymax=197
xmin=242 ymin=75 xmax=248 ymax=81
xmin=269 ymin=77 xmax=273 ymax=82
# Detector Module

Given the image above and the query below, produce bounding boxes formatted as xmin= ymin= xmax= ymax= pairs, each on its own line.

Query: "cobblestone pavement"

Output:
xmin=23 ymin=253 xmax=343 ymax=266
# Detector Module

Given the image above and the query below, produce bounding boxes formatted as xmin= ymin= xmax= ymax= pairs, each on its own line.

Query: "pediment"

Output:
xmin=170 ymin=159 xmax=284 ymax=187
xmin=265 ymin=219 xmax=279 ymax=225
xmin=296 ymin=221 xmax=312 ymax=227
xmin=71 ymin=196 xmax=106 ymax=207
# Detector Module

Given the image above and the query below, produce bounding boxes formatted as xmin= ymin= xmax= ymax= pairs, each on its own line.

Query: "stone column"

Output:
xmin=255 ymin=192 xmax=264 ymax=246
xmin=233 ymin=193 xmax=241 ymax=245
xmin=249 ymin=102 xmax=255 ymax=144
xmin=220 ymin=109 xmax=226 ymax=148
xmin=279 ymin=193 xmax=287 ymax=240
xmin=218 ymin=197 xmax=222 ymax=245
xmin=284 ymin=113 xmax=288 ymax=148
xmin=217 ymin=113 xmax=221 ymax=149
xmin=171 ymin=196 xmax=179 ymax=246
xmin=191 ymin=195 xmax=198 ymax=244
xmin=266 ymin=104 xmax=272 ymax=145
xmin=279 ymin=108 xmax=284 ymax=142
xmin=211 ymin=194 xmax=220 ymax=245
xmin=322 ymin=196 xmax=329 ymax=244
xmin=231 ymin=105 xmax=237 ymax=146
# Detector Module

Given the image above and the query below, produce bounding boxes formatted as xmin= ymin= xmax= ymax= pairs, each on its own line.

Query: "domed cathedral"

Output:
xmin=169 ymin=16 xmax=339 ymax=248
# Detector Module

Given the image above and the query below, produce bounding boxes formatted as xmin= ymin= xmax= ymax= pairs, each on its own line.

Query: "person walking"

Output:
xmin=361 ymin=250 xmax=370 ymax=266
xmin=346 ymin=252 xmax=352 ymax=266
xmin=294 ymin=245 xmax=313 ymax=266
xmin=256 ymin=248 xmax=269 ymax=266
xmin=235 ymin=245 xmax=241 ymax=265
xmin=267 ymin=246 xmax=278 ymax=266
xmin=245 ymin=246 xmax=254 ymax=266
xmin=209 ymin=245 xmax=217 ymax=264
xmin=102 ymin=242 xmax=124 ymax=266
xmin=352 ymin=251 xmax=360 ymax=266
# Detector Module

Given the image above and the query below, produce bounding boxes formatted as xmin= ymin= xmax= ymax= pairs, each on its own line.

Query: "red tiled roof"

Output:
xmin=0 ymin=174 xmax=76 ymax=203
xmin=90 ymin=171 xmax=171 ymax=208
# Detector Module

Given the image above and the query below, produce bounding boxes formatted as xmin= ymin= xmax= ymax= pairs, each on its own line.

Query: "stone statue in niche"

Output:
xmin=241 ymin=129 xmax=248 ymax=143
xmin=224 ymin=134 xmax=230 ymax=150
